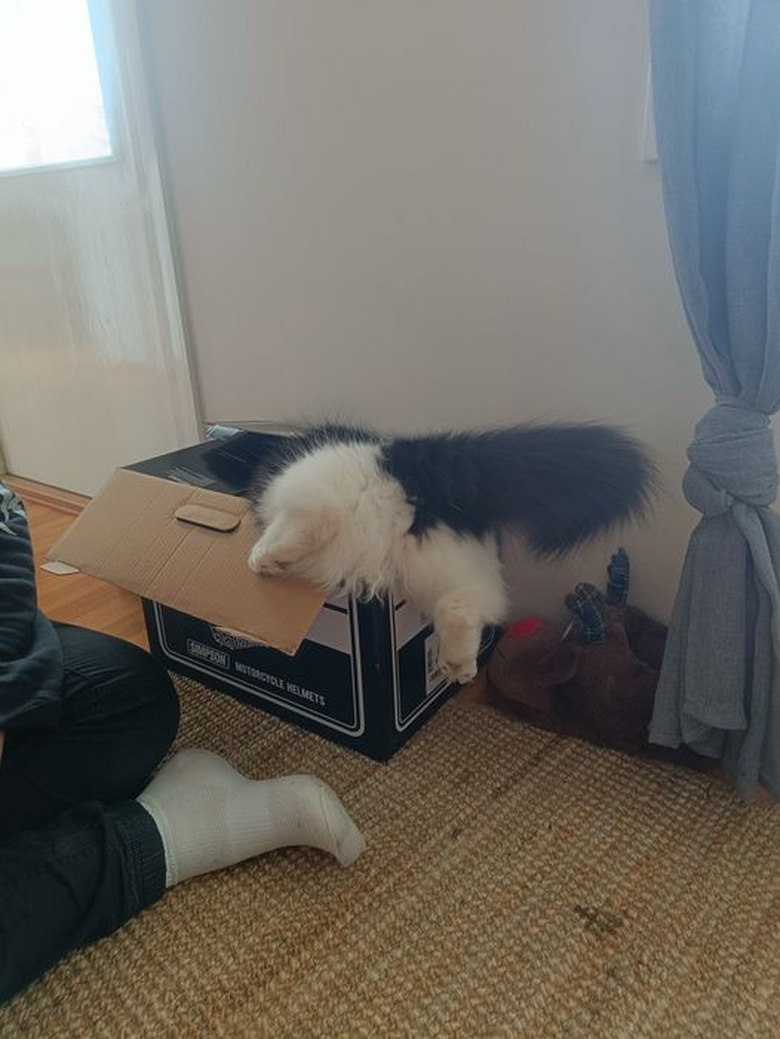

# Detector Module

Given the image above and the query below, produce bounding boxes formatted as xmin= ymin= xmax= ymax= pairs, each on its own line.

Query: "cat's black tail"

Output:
xmin=382 ymin=424 xmax=658 ymax=554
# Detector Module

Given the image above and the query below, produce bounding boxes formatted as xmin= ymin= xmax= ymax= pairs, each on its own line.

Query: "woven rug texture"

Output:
xmin=2 ymin=676 xmax=780 ymax=1038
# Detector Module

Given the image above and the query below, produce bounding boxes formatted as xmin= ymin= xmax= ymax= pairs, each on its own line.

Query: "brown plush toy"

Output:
xmin=485 ymin=551 xmax=708 ymax=768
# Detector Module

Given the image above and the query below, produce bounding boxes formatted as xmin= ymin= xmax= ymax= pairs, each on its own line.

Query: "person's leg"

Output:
xmin=0 ymin=624 xmax=180 ymax=838
xmin=0 ymin=752 xmax=366 ymax=1005
xmin=0 ymin=625 xmax=364 ymax=1005
xmin=0 ymin=799 xmax=165 ymax=1004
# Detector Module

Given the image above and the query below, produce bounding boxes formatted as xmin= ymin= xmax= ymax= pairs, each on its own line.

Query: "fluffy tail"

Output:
xmin=382 ymin=424 xmax=658 ymax=555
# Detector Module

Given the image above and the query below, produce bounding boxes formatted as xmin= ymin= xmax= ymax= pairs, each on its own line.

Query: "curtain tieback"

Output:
xmin=683 ymin=400 xmax=778 ymax=518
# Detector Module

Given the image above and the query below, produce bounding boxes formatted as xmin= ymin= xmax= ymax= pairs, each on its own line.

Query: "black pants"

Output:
xmin=0 ymin=624 xmax=180 ymax=1003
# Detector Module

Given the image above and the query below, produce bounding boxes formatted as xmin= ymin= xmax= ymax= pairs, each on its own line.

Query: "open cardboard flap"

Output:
xmin=47 ymin=468 xmax=326 ymax=655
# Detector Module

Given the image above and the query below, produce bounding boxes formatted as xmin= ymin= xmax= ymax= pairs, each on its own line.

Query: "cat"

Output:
xmin=247 ymin=423 xmax=657 ymax=685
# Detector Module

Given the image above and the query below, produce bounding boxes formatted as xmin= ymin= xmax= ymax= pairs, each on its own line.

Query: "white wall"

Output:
xmin=137 ymin=0 xmax=715 ymax=623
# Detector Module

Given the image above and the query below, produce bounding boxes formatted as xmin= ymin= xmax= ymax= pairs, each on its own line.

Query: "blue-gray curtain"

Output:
xmin=648 ymin=0 xmax=780 ymax=798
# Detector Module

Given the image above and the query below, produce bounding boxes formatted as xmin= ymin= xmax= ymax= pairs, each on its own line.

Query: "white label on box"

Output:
xmin=305 ymin=600 xmax=353 ymax=653
xmin=394 ymin=600 xmax=430 ymax=649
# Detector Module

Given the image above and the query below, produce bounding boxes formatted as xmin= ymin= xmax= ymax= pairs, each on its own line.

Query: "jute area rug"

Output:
xmin=3 ymin=676 xmax=780 ymax=1038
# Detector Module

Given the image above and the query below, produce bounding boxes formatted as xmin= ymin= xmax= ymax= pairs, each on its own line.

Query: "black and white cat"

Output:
xmin=248 ymin=423 xmax=656 ymax=684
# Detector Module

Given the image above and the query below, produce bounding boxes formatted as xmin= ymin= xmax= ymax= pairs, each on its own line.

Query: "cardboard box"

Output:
xmin=49 ymin=432 xmax=497 ymax=761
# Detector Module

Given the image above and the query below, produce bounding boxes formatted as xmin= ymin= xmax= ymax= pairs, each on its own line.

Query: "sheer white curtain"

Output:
xmin=0 ymin=1 xmax=199 ymax=495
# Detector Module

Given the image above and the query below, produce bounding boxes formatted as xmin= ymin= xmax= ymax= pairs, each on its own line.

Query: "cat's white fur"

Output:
xmin=248 ymin=442 xmax=508 ymax=683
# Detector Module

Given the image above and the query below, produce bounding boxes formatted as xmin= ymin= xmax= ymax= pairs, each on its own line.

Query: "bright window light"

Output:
xmin=0 ymin=0 xmax=112 ymax=174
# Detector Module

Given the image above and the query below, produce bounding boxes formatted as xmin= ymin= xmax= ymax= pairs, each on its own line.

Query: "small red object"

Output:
xmin=506 ymin=617 xmax=545 ymax=640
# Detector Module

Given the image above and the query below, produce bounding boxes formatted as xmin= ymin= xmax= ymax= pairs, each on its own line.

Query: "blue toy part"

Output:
xmin=606 ymin=547 xmax=630 ymax=606
xmin=565 ymin=582 xmax=608 ymax=645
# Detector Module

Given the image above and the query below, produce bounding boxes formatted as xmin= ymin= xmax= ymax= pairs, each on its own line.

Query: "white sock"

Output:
xmin=136 ymin=748 xmax=366 ymax=887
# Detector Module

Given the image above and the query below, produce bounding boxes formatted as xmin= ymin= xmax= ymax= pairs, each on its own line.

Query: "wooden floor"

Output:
xmin=8 ymin=476 xmax=148 ymax=649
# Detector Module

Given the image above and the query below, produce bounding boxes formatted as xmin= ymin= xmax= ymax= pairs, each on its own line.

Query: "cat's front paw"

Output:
xmin=248 ymin=542 xmax=287 ymax=576
xmin=438 ymin=655 xmax=478 ymax=685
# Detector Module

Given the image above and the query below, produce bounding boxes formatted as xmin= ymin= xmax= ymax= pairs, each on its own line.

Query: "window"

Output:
xmin=0 ymin=0 xmax=112 ymax=174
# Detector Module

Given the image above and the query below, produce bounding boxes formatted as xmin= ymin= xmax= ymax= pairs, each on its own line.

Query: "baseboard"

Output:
xmin=5 ymin=476 xmax=89 ymax=516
